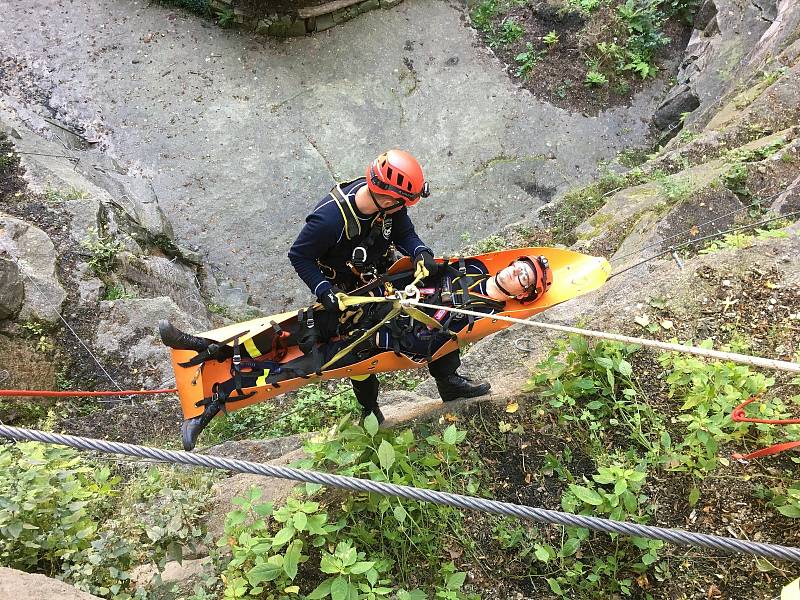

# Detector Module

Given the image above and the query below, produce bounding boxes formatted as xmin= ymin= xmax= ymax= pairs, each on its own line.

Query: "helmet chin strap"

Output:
xmin=493 ymin=276 xmax=516 ymax=299
xmin=369 ymin=189 xmax=404 ymax=214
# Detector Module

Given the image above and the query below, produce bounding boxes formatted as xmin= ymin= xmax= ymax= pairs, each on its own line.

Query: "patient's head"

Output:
xmin=490 ymin=256 xmax=552 ymax=303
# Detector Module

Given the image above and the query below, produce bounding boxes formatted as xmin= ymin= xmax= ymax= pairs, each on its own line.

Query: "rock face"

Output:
xmin=653 ymin=0 xmax=800 ymax=136
xmin=0 ymin=256 xmax=24 ymax=320
xmin=0 ymin=567 xmax=103 ymax=600
xmin=93 ymin=296 xmax=209 ymax=389
xmin=0 ymin=212 xmax=66 ymax=323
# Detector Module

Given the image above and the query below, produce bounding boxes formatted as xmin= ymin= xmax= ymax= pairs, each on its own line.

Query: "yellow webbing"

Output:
xmin=255 ymin=369 xmax=271 ymax=386
xmin=244 ymin=337 xmax=261 ymax=358
xmin=320 ymin=304 xmax=403 ymax=371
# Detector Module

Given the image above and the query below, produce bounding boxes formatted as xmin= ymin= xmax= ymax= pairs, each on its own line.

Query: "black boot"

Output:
xmin=435 ymin=374 xmax=491 ymax=402
xmin=352 ymin=375 xmax=385 ymax=425
xmin=159 ymin=320 xmax=211 ymax=353
xmin=181 ymin=401 xmax=222 ymax=451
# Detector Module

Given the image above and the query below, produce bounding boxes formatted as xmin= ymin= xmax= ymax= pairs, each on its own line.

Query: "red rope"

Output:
xmin=731 ymin=395 xmax=800 ymax=425
xmin=730 ymin=395 xmax=800 ymax=461
xmin=0 ymin=388 xmax=177 ymax=398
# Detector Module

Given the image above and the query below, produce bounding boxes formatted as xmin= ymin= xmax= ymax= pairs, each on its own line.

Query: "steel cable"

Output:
xmin=1 ymin=425 xmax=799 ymax=562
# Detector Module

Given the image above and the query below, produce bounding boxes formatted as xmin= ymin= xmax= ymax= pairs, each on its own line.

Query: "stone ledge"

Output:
xmin=213 ymin=0 xmax=402 ymax=37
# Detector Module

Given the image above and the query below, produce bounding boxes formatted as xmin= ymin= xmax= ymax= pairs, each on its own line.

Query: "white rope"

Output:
xmin=400 ymin=300 xmax=800 ymax=374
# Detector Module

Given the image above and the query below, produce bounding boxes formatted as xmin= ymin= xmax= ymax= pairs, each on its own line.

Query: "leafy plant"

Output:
xmin=470 ymin=0 xmax=498 ymax=31
xmin=543 ymin=30 xmax=559 ymax=48
xmin=474 ymin=234 xmax=507 ymax=253
xmin=515 ymin=43 xmax=542 ymax=78
xmin=81 ymin=227 xmax=124 ymax=275
xmin=585 ymin=70 xmax=609 ymax=87
xmin=0 ymin=443 xmax=112 ymax=571
xmin=220 ymin=488 xmax=340 ymax=599
xmin=762 ymin=66 xmax=788 ymax=85
xmin=569 ymin=0 xmax=600 ymax=12
xmin=306 ymin=541 xmax=393 ymax=599
xmin=44 ymin=186 xmax=89 ymax=203
xmin=103 ymin=284 xmax=133 ymax=301
xmin=658 ymin=347 xmax=782 ymax=473
xmin=526 ymin=336 xmax=666 ymax=456
xmin=301 ymin=415 xmax=478 ymax=583
xmin=215 ymin=7 xmax=235 ymax=26
xmin=488 ymin=17 xmax=525 ymax=48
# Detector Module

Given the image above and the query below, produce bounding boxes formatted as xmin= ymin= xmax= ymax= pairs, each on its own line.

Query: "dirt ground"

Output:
xmin=471 ymin=1 xmax=691 ymax=115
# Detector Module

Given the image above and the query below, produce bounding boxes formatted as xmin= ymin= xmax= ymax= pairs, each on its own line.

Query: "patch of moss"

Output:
xmin=542 ymin=171 xmax=628 ymax=245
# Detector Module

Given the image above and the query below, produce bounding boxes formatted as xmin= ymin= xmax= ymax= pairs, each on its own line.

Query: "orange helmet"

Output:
xmin=366 ymin=150 xmax=430 ymax=206
xmin=514 ymin=255 xmax=553 ymax=304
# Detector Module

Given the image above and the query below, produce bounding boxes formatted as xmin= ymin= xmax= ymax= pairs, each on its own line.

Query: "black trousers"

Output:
xmin=350 ymin=347 xmax=461 ymax=409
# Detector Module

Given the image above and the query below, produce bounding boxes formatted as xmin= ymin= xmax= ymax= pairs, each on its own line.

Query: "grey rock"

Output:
xmin=693 ymin=0 xmax=717 ymax=31
xmin=63 ymin=196 xmax=102 ymax=245
xmin=93 ymin=296 xmax=208 ymax=388
xmin=0 ymin=257 xmax=24 ymax=320
xmin=206 ymin=433 xmax=307 ymax=462
xmin=771 ymin=173 xmax=800 ymax=215
xmin=130 ymin=557 xmax=213 ymax=595
xmin=78 ymin=278 xmax=104 ymax=305
xmin=117 ymin=253 xmax=206 ymax=318
xmin=0 ymin=567 xmax=103 ymax=600
xmin=218 ymin=280 xmax=249 ymax=307
xmin=653 ymin=84 xmax=700 ymax=131
xmin=0 ymin=212 xmax=66 ymax=323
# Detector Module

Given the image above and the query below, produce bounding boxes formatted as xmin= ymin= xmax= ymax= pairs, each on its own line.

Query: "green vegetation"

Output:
xmin=205 ymin=382 xmax=361 ymax=445
xmin=541 ymin=169 xmax=630 ymax=245
xmin=473 ymin=0 xmax=699 ymax=100
xmin=519 ymin=335 xmax=799 ymax=596
xmin=43 ymin=186 xmax=89 ymax=203
xmin=543 ymin=30 xmax=559 ymax=48
xmin=0 ymin=444 xmax=213 ymax=597
xmin=584 ymin=70 xmax=608 ymax=87
xmin=698 ymin=227 xmax=789 ymax=254
xmin=155 ymin=0 xmax=211 ymax=16
xmin=514 ymin=43 xmax=542 ymax=78
xmin=81 ymin=227 xmax=124 ymax=276
xmin=21 ymin=319 xmax=55 ymax=353
xmin=103 ymin=284 xmax=134 ymax=301
xmin=762 ymin=66 xmax=789 ymax=85
xmin=488 ymin=17 xmax=524 ymax=48
xmin=218 ymin=415 xmax=478 ymax=598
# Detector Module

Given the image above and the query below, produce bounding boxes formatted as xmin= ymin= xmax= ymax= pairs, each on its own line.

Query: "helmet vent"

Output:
xmin=386 ymin=166 xmax=394 ymax=180
xmin=396 ymin=173 xmax=404 ymax=187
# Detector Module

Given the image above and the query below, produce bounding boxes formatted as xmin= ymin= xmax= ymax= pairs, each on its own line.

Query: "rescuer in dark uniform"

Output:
xmin=287 ymin=149 xmax=491 ymax=423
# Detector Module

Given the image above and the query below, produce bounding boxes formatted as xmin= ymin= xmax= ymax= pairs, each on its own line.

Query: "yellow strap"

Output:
xmin=349 ymin=374 xmax=371 ymax=382
xmin=401 ymin=305 xmax=442 ymax=330
xmin=244 ymin=337 xmax=261 ymax=358
xmin=321 ymin=304 xmax=402 ymax=371
xmin=255 ymin=369 xmax=271 ymax=386
xmin=336 ymin=293 xmax=393 ymax=310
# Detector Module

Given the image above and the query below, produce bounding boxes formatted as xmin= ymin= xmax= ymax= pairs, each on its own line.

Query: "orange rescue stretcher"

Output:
xmin=171 ymin=247 xmax=611 ymax=419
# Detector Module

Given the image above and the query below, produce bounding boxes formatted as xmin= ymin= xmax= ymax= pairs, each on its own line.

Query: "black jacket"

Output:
xmin=288 ymin=178 xmax=430 ymax=297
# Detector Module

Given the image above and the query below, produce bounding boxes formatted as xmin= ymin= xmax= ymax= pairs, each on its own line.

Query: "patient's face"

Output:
xmin=495 ymin=260 xmax=536 ymax=298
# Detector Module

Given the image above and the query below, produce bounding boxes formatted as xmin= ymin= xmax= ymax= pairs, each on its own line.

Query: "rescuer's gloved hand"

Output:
xmin=414 ymin=250 xmax=438 ymax=280
xmin=318 ymin=286 xmax=345 ymax=314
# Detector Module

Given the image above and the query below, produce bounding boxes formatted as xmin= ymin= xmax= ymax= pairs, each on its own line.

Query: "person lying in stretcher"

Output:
xmin=160 ymin=254 xmax=552 ymax=449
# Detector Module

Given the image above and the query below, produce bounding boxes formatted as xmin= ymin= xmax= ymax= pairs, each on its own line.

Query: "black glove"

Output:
xmin=414 ymin=250 xmax=438 ymax=279
xmin=318 ymin=286 xmax=344 ymax=314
